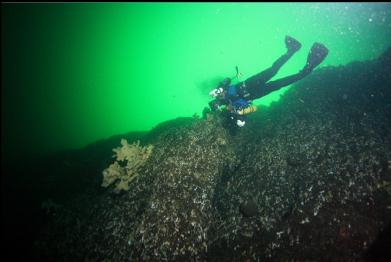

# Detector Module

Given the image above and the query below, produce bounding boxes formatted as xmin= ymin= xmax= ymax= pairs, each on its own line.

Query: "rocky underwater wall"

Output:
xmin=17 ymin=47 xmax=391 ymax=261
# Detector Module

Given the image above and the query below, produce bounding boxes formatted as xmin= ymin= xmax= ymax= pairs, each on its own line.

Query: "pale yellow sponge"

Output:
xmin=102 ymin=139 xmax=153 ymax=193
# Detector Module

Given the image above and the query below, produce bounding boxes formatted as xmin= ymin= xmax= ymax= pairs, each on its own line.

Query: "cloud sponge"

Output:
xmin=102 ymin=139 xmax=153 ymax=193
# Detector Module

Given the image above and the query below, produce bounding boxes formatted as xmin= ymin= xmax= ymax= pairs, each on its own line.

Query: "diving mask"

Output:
xmin=209 ymin=87 xmax=224 ymax=98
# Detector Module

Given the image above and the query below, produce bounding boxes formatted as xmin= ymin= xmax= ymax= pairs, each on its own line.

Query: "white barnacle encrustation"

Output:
xmin=271 ymin=242 xmax=280 ymax=249
xmin=203 ymin=241 xmax=208 ymax=252
xmin=300 ymin=217 xmax=310 ymax=224
xmin=276 ymin=231 xmax=284 ymax=238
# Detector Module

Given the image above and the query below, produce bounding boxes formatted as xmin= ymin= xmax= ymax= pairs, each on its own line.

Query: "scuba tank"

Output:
xmin=237 ymin=105 xmax=257 ymax=115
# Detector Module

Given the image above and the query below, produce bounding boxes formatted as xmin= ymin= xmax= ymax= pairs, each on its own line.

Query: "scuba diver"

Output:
xmin=208 ymin=35 xmax=329 ymax=129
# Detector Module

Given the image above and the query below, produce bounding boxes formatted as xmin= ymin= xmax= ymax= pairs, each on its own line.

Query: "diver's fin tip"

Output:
xmin=303 ymin=42 xmax=329 ymax=73
xmin=285 ymin=35 xmax=302 ymax=53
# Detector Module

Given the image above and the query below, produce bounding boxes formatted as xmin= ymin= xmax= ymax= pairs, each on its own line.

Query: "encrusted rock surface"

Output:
xmin=5 ymin=48 xmax=391 ymax=261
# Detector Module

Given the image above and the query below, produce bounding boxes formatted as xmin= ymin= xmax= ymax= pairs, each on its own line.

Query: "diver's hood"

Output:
xmin=219 ymin=77 xmax=231 ymax=88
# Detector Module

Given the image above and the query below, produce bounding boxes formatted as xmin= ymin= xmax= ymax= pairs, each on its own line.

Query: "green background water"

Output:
xmin=2 ymin=3 xmax=391 ymax=161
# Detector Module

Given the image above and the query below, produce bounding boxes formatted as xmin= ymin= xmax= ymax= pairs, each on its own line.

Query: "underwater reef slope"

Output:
xmin=7 ymin=47 xmax=391 ymax=261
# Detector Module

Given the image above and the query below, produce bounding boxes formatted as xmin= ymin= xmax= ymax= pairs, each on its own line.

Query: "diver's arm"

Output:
xmin=209 ymin=99 xmax=223 ymax=111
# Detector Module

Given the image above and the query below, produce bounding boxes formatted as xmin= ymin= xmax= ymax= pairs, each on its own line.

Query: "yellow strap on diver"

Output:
xmin=237 ymin=105 xmax=257 ymax=115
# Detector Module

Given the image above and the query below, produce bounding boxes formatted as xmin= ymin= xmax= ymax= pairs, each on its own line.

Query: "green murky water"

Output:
xmin=2 ymin=3 xmax=391 ymax=160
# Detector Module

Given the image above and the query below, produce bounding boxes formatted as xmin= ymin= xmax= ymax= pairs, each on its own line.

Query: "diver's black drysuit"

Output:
xmin=208 ymin=36 xmax=328 ymax=131
xmin=235 ymin=49 xmax=312 ymax=101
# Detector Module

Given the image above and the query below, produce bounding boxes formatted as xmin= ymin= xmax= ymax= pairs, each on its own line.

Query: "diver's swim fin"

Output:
xmin=285 ymin=35 xmax=302 ymax=53
xmin=302 ymin=42 xmax=329 ymax=74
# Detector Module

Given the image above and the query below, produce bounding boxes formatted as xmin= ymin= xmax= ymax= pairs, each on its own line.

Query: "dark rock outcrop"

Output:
xmin=4 ymin=47 xmax=391 ymax=261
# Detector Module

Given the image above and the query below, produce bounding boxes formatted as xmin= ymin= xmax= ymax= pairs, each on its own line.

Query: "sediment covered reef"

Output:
xmin=4 ymin=48 xmax=391 ymax=261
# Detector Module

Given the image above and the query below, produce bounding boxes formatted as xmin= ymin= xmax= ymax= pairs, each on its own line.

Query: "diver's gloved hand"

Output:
xmin=209 ymin=87 xmax=224 ymax=98
xmin=209 ymin=100 xmax=220 ymax=111
xmin=236 ymin=119 xmax=246 ymax=127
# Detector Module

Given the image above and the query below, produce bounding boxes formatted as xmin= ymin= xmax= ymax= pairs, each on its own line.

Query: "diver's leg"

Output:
xmin=262 ymin=42 xmax=329 ymax=97
xmin=246 ymin=53 xmax=294 ymax=85
xmin=245 ymin=36 xmax=302 ymax=86
xmin=262 ymin=71 xmax=308 ymax=96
